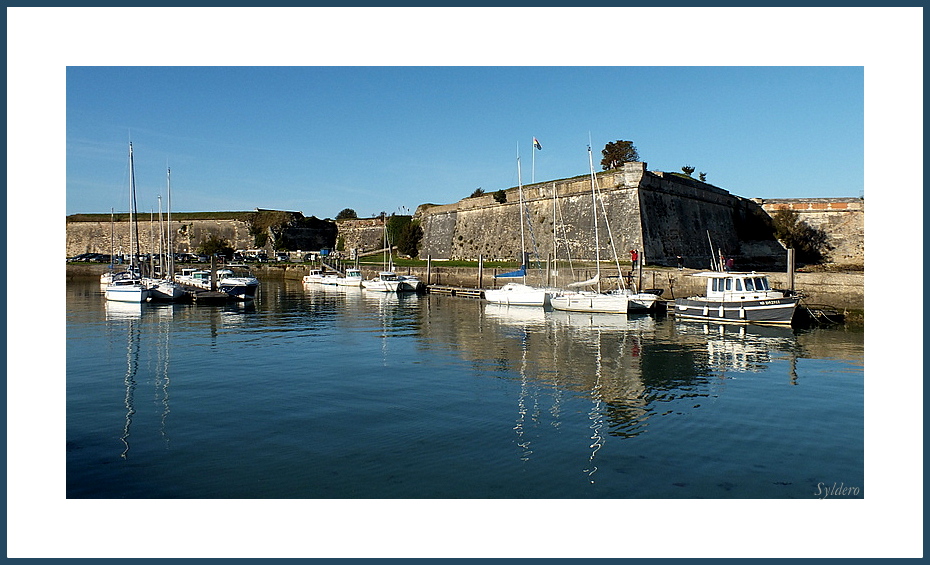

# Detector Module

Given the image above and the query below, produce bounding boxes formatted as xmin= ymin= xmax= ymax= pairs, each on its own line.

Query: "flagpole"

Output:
xmin=532 ymin=137 xmax=535 ymax=184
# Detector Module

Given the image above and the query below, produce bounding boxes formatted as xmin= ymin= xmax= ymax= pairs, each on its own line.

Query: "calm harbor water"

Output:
xmin=66 ymin=276 xmax=864 ymax=499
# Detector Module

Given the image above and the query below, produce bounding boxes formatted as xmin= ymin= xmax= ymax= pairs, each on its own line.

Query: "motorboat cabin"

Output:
xmin=673 ymin=271 xmax=799 ymax=326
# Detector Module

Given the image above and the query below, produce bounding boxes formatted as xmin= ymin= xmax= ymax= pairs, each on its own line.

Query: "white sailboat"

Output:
xmin=485 ymin=147 xmax=550 ymax=307
xmin=105 ymin=142 xmax=150 ymax=303
xmin=145 ymin=170 xmax=186 ymax=301
xmin=550 ymin=146 xmax=658 ymax=314
xmin=363 ymin=220 xmax=402 ymax=292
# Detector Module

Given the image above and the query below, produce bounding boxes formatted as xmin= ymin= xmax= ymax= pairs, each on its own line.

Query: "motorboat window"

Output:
xmin=735 ymin=279 xmax=743 ymax=291
xmin=755 ymin=277 xmax=769 ymax=290
xmin=744 ymin=278 xmax=755 ymax=291
xmin=725 ymin=278 xmax=732 ymax=291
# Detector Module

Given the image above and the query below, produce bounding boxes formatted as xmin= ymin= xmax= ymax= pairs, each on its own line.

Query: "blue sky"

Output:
xmin=66 ymin=65 xmax=864 ymax=218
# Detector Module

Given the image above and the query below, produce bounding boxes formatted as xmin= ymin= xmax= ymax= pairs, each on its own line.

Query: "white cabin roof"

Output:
xmin=691 ymin=271 xmax=764 ymax=278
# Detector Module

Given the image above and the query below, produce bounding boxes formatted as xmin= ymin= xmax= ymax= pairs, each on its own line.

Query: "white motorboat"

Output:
xmin=216 ymin=268 xmax=260 ymax=300
xmin=147 ymin=278 xmax=187 ymax=301
xmin=176 ymin=268 xmax=212 ymax=289
xmin=335 ymin=268 xmax=364 ymax=287
xmin=673 ymin=271 xmax=799 ymax=326
xmin=302 ymin=269 xmax=325 ymax=284
xmin=177 ymin=267 xmax=259 ymax=300
xmin=396 ymin=274 xmax=423 ymax=293
xmin=362 ymin=271 xmax=402 ymax=292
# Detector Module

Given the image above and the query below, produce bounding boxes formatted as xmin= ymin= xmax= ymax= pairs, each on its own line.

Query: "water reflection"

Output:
xmin=104 ymin=301 xmax=142 ymax=459
xmin=419 ymin=297 xmax=837 ymax=462
xmin=673 ymin=321 xmax=800 ymax=375
xmin=68 ymin=278 xmax=864 ymax=498
xmin=105 ymin=301 xmax=180 ymax=459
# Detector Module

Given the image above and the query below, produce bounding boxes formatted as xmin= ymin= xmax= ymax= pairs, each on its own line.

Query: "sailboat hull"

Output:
xmin=484 ymin=283 xmax=550 ymax=306
xmin=146 ymin=279 xmax=188 ymax=301
xmin=550 ymin=291 xmax=632 ymax=313
xmin=105 ymin=282 xmax=150 ymax=303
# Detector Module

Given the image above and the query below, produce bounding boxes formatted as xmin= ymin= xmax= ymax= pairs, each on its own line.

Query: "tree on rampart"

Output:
xmin=198 ymin=234 xmax=234 ymax=259
xmin=336 ymin=208 xmax=358 ymax=220
xmin=601 ymin=140 xmax=640 ymax=170
xmin=493 ymin=190 xmax=507 ymax=203
xmin=681 ymin=165 xmax=695 ymax=177
xmin=396 ymin=220 xmax=423 ymax=258
xmin=248 ymin=210 xmax=301 ymax=251
xmin=772 ymin=208 xmax=832 ymax=264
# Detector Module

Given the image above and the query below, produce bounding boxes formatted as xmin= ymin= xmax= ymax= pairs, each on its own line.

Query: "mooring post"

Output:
xmin=426 ymin=255 xmax=432 ymax=285
xmin=787 ymin=248 xmax=796 ymax=292
xmin=546 ymin=253 xmax=551 ymax=287
xmin=210 ymin=254 xmax=217 ymax=291
xmin=478 ymin=254 xmax=483 ymax=289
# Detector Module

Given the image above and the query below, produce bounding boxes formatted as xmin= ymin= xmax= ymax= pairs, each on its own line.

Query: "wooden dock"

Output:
xmin=426 ymin=285 xmax=485 ymax=299
xmin=190 ymin=290 xmax=233 ymax=303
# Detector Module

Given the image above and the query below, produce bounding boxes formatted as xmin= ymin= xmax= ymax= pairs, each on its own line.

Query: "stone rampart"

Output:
xmin=418 ymin=162 xmax=788 ymax=270
xmin=335 ymin=218 xmax=388 ymax=256
xmin=66 ymin=212 xmax=340 ymax=258
xmin=66 ymin=217 xmax=254 ymax=257
xmin=755 ymin=198 xmax=864 ymax=265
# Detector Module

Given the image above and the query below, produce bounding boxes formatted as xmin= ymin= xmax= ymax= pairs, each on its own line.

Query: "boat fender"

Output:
xmin=702 ymin=306 xmax=709 ymax=316
xmin=718 ymin=306 xmax=725 ymax=318
xmin=739 ymin=307 xmax=746 ymax=319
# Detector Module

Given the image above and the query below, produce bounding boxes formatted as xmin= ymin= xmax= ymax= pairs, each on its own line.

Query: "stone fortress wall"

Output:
xmin=67 ymin=163 xmax=864 ymax=270
xmin=414 ymin=162 xmax=862 ymax=270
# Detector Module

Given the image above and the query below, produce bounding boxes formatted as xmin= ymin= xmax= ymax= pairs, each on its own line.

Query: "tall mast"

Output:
xmin=150 ymin=208 xmax=156 ymax=276
xmin=517 ymin=147 xmax=526 ymax=285
xmin=110 ymin=207 xmax=115 ymax=269
xmin=128 ymin=142 xmax=137 ymax=271
xmin=158 ymin=195 xmax=165 ymax=276
xmin=588 ymin=145 xmax=601 ymax=293
xmin=167 ymin=167 xmax=174 ymax=279
xmin=551 ymin=182 xmax=557 ymax=287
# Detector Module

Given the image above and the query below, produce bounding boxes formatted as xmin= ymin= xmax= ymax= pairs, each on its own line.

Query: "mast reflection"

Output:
xmin=106 ymin=303 xmax=141 ymax=460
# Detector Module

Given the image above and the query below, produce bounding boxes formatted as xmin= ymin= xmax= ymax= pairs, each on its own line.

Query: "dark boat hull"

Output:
xmin=673 ymin=297 xmax=799 ymax=325
xmin=219 ymin=283 xmax=258 ymax=300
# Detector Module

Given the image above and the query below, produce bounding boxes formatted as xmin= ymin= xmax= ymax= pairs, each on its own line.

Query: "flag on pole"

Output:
xmin=533 ymin=137 xmax=542 ymax=150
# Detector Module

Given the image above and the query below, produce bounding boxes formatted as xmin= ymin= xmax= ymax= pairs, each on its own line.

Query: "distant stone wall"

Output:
xmin=755 ymin=198 xmax=864 ymax=266
xmin=66 ymin=217 xmax=254 ymax=257
xmin=334 ymin=218 xmax=388 ymax=256
xmin=66 ymin=213 xmax=339 ymax=257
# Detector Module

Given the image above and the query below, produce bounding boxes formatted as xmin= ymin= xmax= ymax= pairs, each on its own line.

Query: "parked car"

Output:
xmin=275 ymin=253 xmax=289 ymax=262
xmin=68 ymin=252 xmax=111 ymax=262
